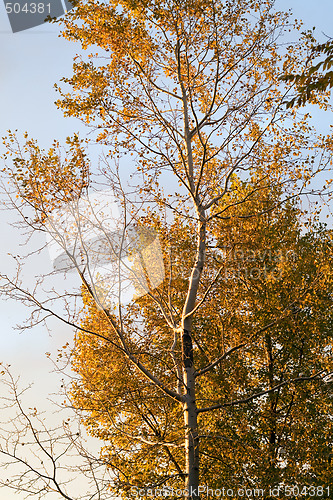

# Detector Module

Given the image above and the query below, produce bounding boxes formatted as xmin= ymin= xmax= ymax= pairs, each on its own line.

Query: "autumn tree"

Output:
xmin=199 ymin=194 xmax=333 ymax=492
xmin=69 ymin=188 xmax=333 ymax=497
xmin=1 ymin=0 xmax=333 ymax=498
xmin=282 ymin=39 xmax=333 ymax=108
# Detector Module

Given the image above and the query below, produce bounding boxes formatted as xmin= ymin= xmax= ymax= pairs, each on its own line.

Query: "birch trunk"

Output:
xmin=181 ymin=214 xmax=206 ymax=499
xmin=183 ymin=327 xmax=200 ymax=499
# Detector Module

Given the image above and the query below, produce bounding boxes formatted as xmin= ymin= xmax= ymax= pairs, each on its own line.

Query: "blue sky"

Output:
xmin=0 ymin=1 xmax=332 ymax=496
xmin=0 ymin=0 xmax=332 ymax=410
xmin=0 ymin=1 xmax=86 ymax=406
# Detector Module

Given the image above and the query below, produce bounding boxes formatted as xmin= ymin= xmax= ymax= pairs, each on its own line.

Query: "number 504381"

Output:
xmin=285 ymin=486 xmax=330 ymax=496
xmin=5 ymin=3 xmax=51 ymax=14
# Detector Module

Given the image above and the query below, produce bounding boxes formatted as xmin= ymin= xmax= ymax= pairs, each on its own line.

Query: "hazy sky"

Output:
xmin=0 ymin=1 xmax=332 ymax=497
xmin=0 ymin=1 xmax=86 ymax=398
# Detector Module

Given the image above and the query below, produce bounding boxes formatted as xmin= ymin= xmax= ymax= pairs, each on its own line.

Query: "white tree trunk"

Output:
xmin=183 ymin=328 xmax=200 ymax=499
